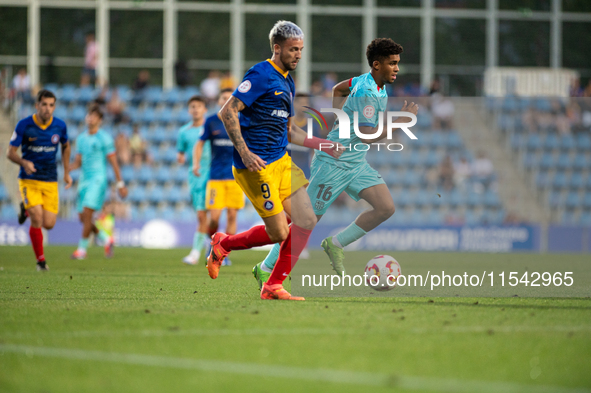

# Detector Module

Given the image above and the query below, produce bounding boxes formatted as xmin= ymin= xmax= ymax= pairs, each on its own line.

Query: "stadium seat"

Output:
xmin=163 ymin=88 xmax=182 ymax=105
xmin=128 ymin=186 xmax=147 ymax=204
xmin=145 ymin=87 xmax=163 ymax=104
xmin=548 ymin=191 xmax=563 ymax=208
xmin=552 ymin=173 xmax=568 ymax=190
xmin=561 ymin=211 xmax=578 ymax=225
xmin=570 ymin=173 xmax=584 ymax=190
xmin=565 ymin=192 xmax=581 ymax=210
xmin=78 ymin=86 xmax=96 ymax=104
xmin=69 ymin=105 xmax=87 ymax=123
xmin=159 ymin=206 xmax=176 ymax=221
xmin=59 ymin=85 xmax=77 ymax=103
xmin=147 ymin=187 xmax=165 ymax=204
xmin=576 ymin=134 xmax=591 ymax=152
xmin=556 ymin=154 xmax=571 ymax=171
xmin=539 ymin=153 xmax=555 ymax=171
xmin=560 ymin=136 xmax=576 ymax=151
xmin=526 ymin=135 xmax=542 ymax=151
xmin=583 ymin=194 xmax=591 ymax=210
xmin=0 ymin=204 xmax=17 ymax=220
xmin=0 ymin=184 xmax=8 ymax=202
xmin=137 ymin=166 xmax=153 ymax=184
xmin=543 ymin=134 xmax=559 ymax=151
xmin=141 ymin=206 xmax=158 ymax=221
xmin=572 ymin=154 xmax=588 ymax=172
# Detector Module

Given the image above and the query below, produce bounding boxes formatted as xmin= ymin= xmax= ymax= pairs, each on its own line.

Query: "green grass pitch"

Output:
xmin=0 ymin=245 xmax=590 ymax=393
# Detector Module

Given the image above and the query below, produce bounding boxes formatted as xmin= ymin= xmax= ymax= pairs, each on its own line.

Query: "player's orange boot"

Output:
xmin=206 ymin=232 xmax=229 ymax=279
xmin=260 ymin=282 xmax=305 ymax=301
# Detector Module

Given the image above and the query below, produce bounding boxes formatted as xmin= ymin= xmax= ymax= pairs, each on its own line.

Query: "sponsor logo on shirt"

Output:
xmin=271 ymin=110 xmax=289 ymax=118
xmin=213 ymin=139 xmax=234 ymax=147
xmin=51 ymin=134 xmax=60 ymax=144
xmin=28 ymin=137 xmax=38 ymax=142
xmin=28 ymin=146 xmax=57 ymax=153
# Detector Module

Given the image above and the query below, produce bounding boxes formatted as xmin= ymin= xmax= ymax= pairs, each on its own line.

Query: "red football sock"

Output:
xmin=29 ymin=226 xmax=44 ymax=262
xmin=220 ymin=225 xmax=272 ymax=251
xmin=267 ymin=224 xmax=312 ymax=286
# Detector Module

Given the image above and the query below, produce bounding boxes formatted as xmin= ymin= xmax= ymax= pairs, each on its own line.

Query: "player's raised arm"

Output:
xmin=332 ymin=79 xmax=351 ymax=110
xmin=288 ymin=118 xmax=343 ymax=159
xmin=192 ymin=140 xmax=205 ymax=176
xmin=219 ymin=95 xmax=267 ymax=172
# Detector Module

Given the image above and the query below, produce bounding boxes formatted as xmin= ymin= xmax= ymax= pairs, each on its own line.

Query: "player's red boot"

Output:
xmin=260 ymin=282 xmax=305 ymax=301
xmin=206 ymin=232 xmax=229 ymax=279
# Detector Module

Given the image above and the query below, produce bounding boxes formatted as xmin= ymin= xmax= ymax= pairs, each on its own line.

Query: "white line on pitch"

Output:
xmin=0 ymin=344 xmax=589 ymax=393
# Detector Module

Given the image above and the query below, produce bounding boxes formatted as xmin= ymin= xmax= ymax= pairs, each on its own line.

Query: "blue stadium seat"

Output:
xmin=383 ymin=171 xmax=398 ymax=186
xmin=526 ymin=135 xmax=542 ymax=151
xmin=59 ymin=85 xmax=77 ymax=103
xmin=393 ymin=192 xmax=410 ymax=208
xmin=580 ymin=212 xmax=591 ymax=227
xmin=572 ymin=154 xmax=588 ymax=171
xmin=155 ymin=107 xmax=174 ymax=123
xmin=552 ymin=172 xmax=568 ymax=190
xmin=570 ymin=173 xmax=584 ymax=190
xmin=402 ymin=170 xmax=420 ymax=187
xmin=162 ymin=147 xmax=178 ymax=165
xmin=147 ymin=187 xmax=165 ymax=204
xmin=583 ymin=194 xmax=591 ymax=210
xmin=424 ymin=210 xmax=443 ymax=225
xmin=175 ymin=109 xmax=191 ymax=124
xmin=163 ymin=88 xmax=182 ymax=105
xmin=137 ymin=166 xmax=153 ymax=183
xmin=560 ymin=136 xmax=576 ymax=151
xmin=523 ymin=153 xmax=539 ymax=170
xmin=448 ymin=190 xmax=465 ymax=207
xmin=159 ymin=206 xmax=176 ymax=221
xmin=181 ymin=87 xmax=199 ymax=103
xmin=534 ymin=98 xmax=552 ymax=112
xmin=577 ymin=134 xmax=591 ymax=152
xmin=561 ymin=211 xmax=578 ymax=225
xmin=141 ymin=206 xmax=158 ymax=221
xmin=176 ymin=206 xmax=195 ymax=222
xmin=44 ymin=83 xmax=59 ymax=93
xmin=484 ymin=191 xmax=501 ymax=208
xmin=446 ymin=132 xmax=463 ymax=150
xmin=1 ymin=204 xmax=17 ymax=220
xmin=128 ymin=186 xmax=146 ymax=204
xmin=78 ymin=86 xmax=96 ymax=104
xmin=535 ymin=172 xmax=549 ymax=189
xmin=121 ymin=166 xmax=135 ymax=183
xmin=165 ymin=186 xmax=183 ymax=204
xmin=543 ymin=134 xmax=559 ymax=151
xmin=586 ymin=175 xmax=591 ymax=191
xmin=53 ymin=106 xmax=68 ymax=120
xmin=556 ymin=154 xmax=571 ymax=171
xmin=171 ymin=166 xmax=187 ymax=183
xmin=429 ymin=132 xmax=445 ymax=149
xmin=69 ymin=105 xmax=87 ymax=123
xmin=138 ymin=107 xmax=156 ymax=124
xmin=0 ymin=184 xmax=8 ymax=202
xmin=510 ymin=134 xmax=524 ymax=150
xmin=539 ymin=153 xmax=555 ymax=171
xmin=155 ymin=166 xmax=171 ymax=184
xmin=464 ymin=210 xmax=479 ymax=226
xmin=565 ymin=192 xmax=581 ymax=210
xmin=145 ymin=87 xmax=163 ymax=104
xmin=548 ymin=192 xmax=563 ymax=208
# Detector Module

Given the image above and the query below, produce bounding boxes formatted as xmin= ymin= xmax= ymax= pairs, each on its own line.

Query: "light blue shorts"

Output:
xmin=307 ymin=155 xmax=385 ymax=215
xmin=77 ymin=179 xmax=108 ymax=212
xmin=188 ymin=172 xmax=209 ymax=211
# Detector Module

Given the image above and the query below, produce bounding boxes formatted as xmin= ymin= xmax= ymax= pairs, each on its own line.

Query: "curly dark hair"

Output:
xmin=366 ymin=38 xmax=403 ymax=68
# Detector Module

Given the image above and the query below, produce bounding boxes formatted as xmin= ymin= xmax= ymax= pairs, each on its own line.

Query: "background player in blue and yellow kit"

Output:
xmin=193 ymin=89 xmax=244 ymax=266
xmin=6 ymin=89 xmax=71 ymax=271
xmin=208 ymin=21 xmax=342 ymax=300
xmin=254 ymin=38 xmax=419 ymax=284
xmin=177 ymin=95 xmax=211 ymax=265
xmin=70 ymin=105 xmax=128 ymax=260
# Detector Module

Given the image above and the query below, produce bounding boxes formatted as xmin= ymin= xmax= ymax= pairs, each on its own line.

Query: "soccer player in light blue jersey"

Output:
xmin=70 ymin=104 xmax=127 ymax=260
xmin=253 ymin=38 xmax=419 ymax=288
xmin=177 ymin=95 xmax=211 ymax=265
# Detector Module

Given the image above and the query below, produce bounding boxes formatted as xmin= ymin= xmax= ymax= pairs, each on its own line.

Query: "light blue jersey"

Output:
xmin=75 ymin=128 xmax=114 ymax=212
xmin=76 ymin=129 xmax=115 ymax=182
xmin=176 ymin=122 xmax=211 ymax=174
xmin=177 ymin=122 xmax=212 ymax=211
xmin=316 ymin=72 xmax=388 ymax=166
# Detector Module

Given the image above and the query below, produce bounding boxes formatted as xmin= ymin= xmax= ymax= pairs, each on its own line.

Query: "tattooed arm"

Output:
xmin=218 ymin=95 xmax=267 ymax=172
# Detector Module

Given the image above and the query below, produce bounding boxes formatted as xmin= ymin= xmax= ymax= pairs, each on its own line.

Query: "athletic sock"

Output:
xmin=267 ymin=224 xmax=312 ymax=286
xmin=335 ymin=222 xmax=367 ymax=248
xmin=77 ymin=238 xmax=90 ymax=253
xmin=220 ymin=225 xmax=272 ymax=251
xmin=29 ymin=227 xmax=44 ymax=262
xmin=262 ymin=242 xmax=281 ymax=271
xmin=97 ymin=230 xmax=110 ymax=244
xmin=192 ymin=232 xmax=205 ymax=253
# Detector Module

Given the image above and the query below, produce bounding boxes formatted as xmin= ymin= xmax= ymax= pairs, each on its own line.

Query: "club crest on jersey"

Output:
xmin=51 ymin=134 xmax=60 ymax=144
xmin=315 ymin=200 xmax=325 ymax=211
xmin=263 ymin=201 xmax=274 ymax=211
xmin=363 ymin=105 xmax=375 ymax=119
xmin=238 ymin=80 xmax=252 ymax=93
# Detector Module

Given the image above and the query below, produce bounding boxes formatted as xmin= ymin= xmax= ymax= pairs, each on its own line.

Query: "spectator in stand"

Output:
xmin=81 ymin=33 xmax=97 ymax=86
xmin=115 ymin=131 xmax=131 ymax=166
xmin=219 ymin=71 xmax=236 ymax=91
xmin=431 ymin=93 xmax=454 ymax=130
xmin=471 ymin=151 xmax=494 ymax=192
xmin=132 ymin=70 xmax=150 ymax=91
xmin=322 ymin=72 xmax=338 ymax=92
xmin=106 ymin=89 xmax=126 ymax=125
xmin=200 ymin=70 xmax=220 ymax=105
xmin=129 ymin=125 xmax=148 ymax=167
xmin=12 ymin=68 xmax=31 ymax=101
xmin=175 ymin=60 xmax=192 ymax=87
xmin=310 ymin=80 xmax=325 ymax=97
xmin=453 ymin=156 xmax=471 ymax=191
xmin=438 ymin=155 xmax=455 ymax=191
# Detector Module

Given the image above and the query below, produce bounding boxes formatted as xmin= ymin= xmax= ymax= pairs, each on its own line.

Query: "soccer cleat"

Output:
xmin=104 ymin=237 xmax=114 ymax=258
xmin=70 ymin=250 xmax=87 ymax=260
xmin=18 ymin=202 xmax=28 ymax=225
xmin=206 ymin=232 xmax=229 ymax=279
xmin=252 ymin=262 xmax=271 ymax=290
xmin=260 ymin=282 xmax=304 ymax=301
xmin=321 ymin=236 xmax=346 ymax=276
xmin=36 ymin=261 xmax=49 ymax=271
xmin=182 ymin=250 xmax=200 ymax=266
xmin=221 ymin=257 xmax=232 ymax=267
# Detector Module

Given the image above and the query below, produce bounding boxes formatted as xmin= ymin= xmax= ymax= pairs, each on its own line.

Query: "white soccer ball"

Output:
xmin=364 ymin=255 xmax=401 ymax=291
